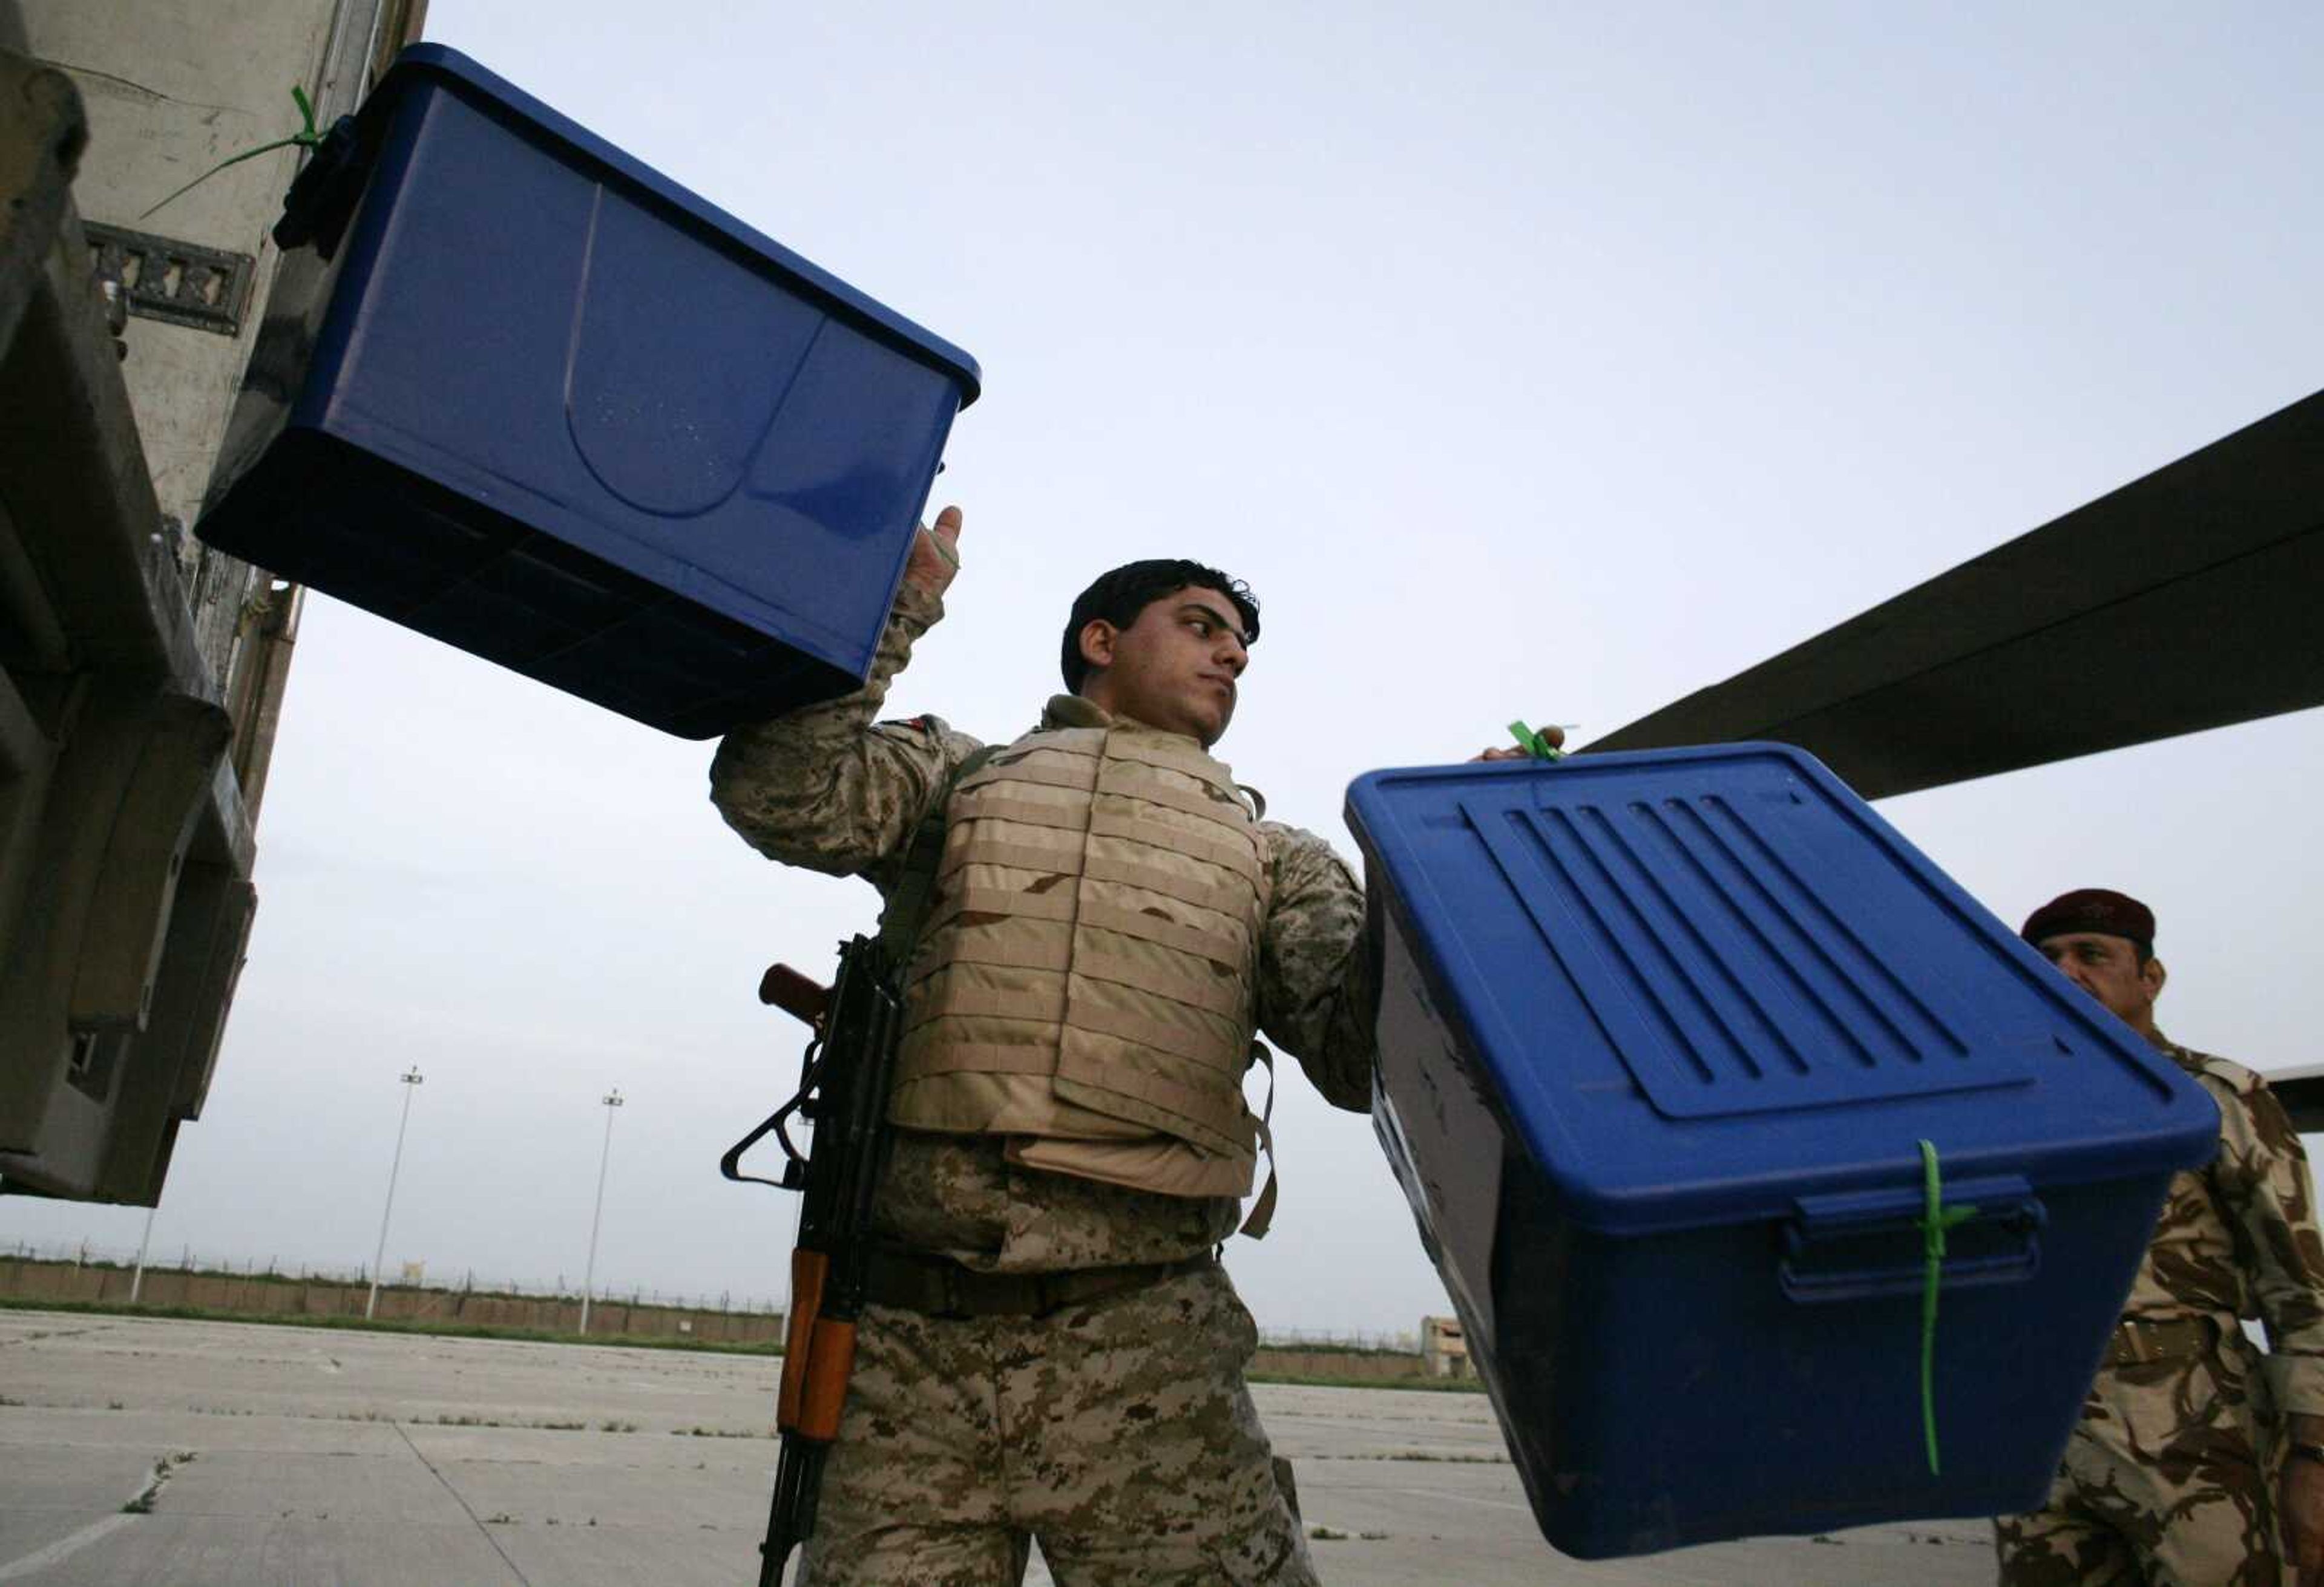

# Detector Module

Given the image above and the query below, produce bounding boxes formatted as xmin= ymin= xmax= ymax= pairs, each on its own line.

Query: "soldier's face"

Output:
xmin=2036 ymin=931 xmax=2164 ymax=1037
xmin=1077 ymin=586 xmax=1250 ymax=745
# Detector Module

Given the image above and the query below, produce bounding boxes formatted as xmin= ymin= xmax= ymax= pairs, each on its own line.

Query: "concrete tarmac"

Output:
xmin=0 ymin=1309 xmax=1992 ymax=1585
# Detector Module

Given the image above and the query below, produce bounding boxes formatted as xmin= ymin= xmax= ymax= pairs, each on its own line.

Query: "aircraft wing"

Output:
xmin=1586 ymin=389 xmax=2324 ymax=799
xmin=2267 ymin=1067 xmax=2324 ymax=1137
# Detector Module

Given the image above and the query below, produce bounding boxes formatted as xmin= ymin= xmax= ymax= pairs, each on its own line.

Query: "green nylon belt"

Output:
xmin=1915 ymin=1139 xmax=1977 ymax=1476
xmin=1505 ymin=720 xmax=1565 ymax=761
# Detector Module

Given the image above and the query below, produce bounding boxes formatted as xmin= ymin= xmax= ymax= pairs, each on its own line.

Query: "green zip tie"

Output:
xmin=1915 ymin=1139 xmax=1978 ymax=1476
xmin=1506 ymin=720 xmax=1566 ymax=761
xmin=141 ymin=87 xmax=325 ymax=221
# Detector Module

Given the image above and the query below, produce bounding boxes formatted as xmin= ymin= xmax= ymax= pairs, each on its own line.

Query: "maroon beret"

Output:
xmin=2020 ymin=888 xmax=2156 ymax=950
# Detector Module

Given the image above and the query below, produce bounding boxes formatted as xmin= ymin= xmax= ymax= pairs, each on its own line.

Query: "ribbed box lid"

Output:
xmin=1347 ymin=745 xmax=2219 ymax=1235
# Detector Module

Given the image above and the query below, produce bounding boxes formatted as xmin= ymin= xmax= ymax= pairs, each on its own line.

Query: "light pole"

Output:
xmin=364 ymin=1066 xmax=424 ymax=1320
xmin=128 ymin=1203 xmax=158 ymax=1304
xmin=579 ymin=1087 xmax=623 ymax=1335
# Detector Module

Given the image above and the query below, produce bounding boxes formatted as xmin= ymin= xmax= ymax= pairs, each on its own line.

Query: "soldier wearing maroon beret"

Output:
xmin=1996 ymin=889 xmax=2324 ymax=1587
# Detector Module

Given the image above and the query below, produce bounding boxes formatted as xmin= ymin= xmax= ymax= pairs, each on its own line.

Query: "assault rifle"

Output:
xmin=720 ymin=935 xmax=905 ymax=1586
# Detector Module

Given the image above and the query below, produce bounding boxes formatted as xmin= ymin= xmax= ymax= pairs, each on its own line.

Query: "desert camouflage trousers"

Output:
xmin=1994 ymin=1327 xmax=2285 ymax=1586
xmin=798 ymin=1260 xmax=1317 ymax=1586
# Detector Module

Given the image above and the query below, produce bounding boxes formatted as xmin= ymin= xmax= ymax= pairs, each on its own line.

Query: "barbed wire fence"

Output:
xmin=7 ymin=1236 xmax=1426 ymax=1353
xmin=1258 ymin=1323 xmax=1422 ymax=1355
xmin=2 ymin=1236 xmax=785 ymax=1317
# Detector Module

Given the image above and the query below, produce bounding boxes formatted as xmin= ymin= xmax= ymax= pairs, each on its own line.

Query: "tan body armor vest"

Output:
xmin=886 ymin=716 xmax=1272 ymax=1202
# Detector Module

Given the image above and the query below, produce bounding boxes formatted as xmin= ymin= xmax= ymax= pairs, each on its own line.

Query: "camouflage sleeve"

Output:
xmin=1254 ymin=823 xmax=1376 ymax=1114
xmin=707 ymin=581 xmax=983 ymax=879
xmin=2209 ymin=1064 xmax=2324 ymax=1416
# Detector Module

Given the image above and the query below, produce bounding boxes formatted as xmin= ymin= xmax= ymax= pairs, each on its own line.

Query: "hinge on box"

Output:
xmin=84 ymin=221 xmax=257 ymax=337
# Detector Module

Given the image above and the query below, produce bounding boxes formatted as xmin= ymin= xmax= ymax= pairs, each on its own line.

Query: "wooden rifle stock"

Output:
xmin=774 ymin=1251 xmax=859 ymax=1443
xmin=775 ymin=1249 xmax=824 ymax=1430
xmin=760 ymin=963 xmax=831 ymax=1030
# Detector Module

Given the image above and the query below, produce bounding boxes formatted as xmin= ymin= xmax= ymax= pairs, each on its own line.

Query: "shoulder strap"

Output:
xmin=1238 ymin=1041 xmax=1279 ymax=1240
xmin=876 ymin=743 xmax=1001 ymax=959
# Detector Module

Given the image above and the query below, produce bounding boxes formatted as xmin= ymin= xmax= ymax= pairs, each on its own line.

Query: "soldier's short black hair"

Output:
xmin=1060 ymin=560 xmax=1260 ymax=693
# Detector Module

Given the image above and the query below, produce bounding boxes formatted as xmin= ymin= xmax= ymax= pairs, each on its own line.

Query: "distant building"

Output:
xmin=1421 ymin=1315 xmax=1472 ymax=1379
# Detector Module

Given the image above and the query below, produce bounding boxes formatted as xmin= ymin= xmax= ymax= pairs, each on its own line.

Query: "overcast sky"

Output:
xmin=10 ymin=1 xmax=2323 ymax=1338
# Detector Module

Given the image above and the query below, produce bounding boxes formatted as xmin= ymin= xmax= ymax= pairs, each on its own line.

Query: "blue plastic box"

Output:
xmin=1345 ymin=746 xmax=2219 ymax=1559
xmin=197 ymin=47 xmax=980 ymax=738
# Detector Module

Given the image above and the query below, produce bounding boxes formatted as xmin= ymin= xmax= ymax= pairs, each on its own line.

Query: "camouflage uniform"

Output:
xmin=710 ymin=581 xmax=1374 ymax=1585
xmin=1994 ymin=1034 xmax=2324 ymax=1586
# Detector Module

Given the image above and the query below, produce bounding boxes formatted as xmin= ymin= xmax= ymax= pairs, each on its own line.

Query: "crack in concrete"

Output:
xmin=393 ymin=1421 xmax=534 ymax=1586
xmin=119 ymin=1450 xmax=192 ymax=1514
xmin=0 ymin=1450 xmax=180 ymax=1582
xmin=45 ymin=59 xmax=245 ymax=117
xmin=0 ymin=1324 xmax=105 ymax=1349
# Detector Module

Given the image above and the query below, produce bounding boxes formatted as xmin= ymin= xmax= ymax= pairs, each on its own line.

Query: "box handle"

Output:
xmin=271 ymin=113 xmax=369 ymax=257
xmin=1778 ymin=1174 xmax=2044 ymax=1303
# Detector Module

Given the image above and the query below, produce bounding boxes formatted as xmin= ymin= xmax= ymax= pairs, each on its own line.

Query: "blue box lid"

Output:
xmin=1347 ymin=745 xmax=2220 ymax=1236
xmin=370 ymin=45 xmax=982 ymax=407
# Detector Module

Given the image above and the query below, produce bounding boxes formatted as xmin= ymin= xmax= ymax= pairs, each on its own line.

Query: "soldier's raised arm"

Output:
xmin=1255 ymin=823 xmax=1376 ymax=1113
xmin=709 ymin=506 xmax=983 ymax=879
xmin=1240 ymin=721 xmax=1572 ymax=1107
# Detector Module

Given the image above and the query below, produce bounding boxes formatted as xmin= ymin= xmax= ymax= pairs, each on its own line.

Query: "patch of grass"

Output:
xmin=422 ymin=1413 xmax=630 ymax=1433
xmin=1258 ymin=1341 xmax=1422 ymax=1359
xmin=1308 ymin=1525 xmax=1350 ymax=1541
xmin=1326 ymin=1450 xmax=1510 ymax=1464
xmin=484 ymin=1512 xmax=516 ymax=1526
xmin=1247 ymin=1372 xmax=1485 ymax=1393
xmin=120 ymin=1450 xmax=196 ymax=1514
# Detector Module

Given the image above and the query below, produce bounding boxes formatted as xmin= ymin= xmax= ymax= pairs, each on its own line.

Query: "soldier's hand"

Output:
xmin=2284 ymin=1456 xmax=2324 ymax=1586
xmin=1471 ymin=724 xmax=1565 ymax=763
xmin=902 ymin=505 xmax=963 ymax=601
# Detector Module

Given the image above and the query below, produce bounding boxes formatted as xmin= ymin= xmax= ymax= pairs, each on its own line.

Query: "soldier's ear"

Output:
xmin=2144 ymin=956 xmax=2167 ymax=1002
xmin=1077 ymin=618 xmax=1118 ymax=677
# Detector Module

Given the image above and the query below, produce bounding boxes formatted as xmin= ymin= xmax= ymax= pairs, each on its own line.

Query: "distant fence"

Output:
xmin=0 ymin=1242 xmax=1436 ymax=1376
xmin=1261 ymin=1324 xmax=1422 ymax=1356
xmin=0 ymin=1254 xmax=783 ymax=1346
xmin=2 ymin=1239 xmax=782 ymax=1314
xmin=1251 ymin=1348 xmax=1431 ymax=1382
